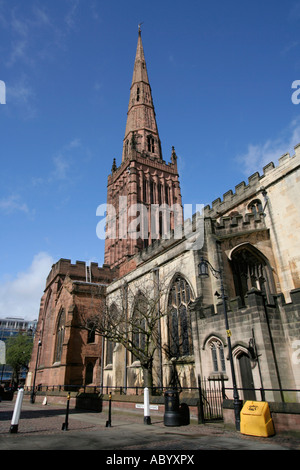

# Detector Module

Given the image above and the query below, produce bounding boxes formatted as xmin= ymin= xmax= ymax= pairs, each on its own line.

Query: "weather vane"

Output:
xmin=138 ymin=22 xmax=144 ymax=33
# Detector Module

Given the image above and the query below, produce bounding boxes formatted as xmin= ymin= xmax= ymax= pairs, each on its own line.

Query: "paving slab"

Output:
xmin=0 ymin=400 xmax=299 ymax=453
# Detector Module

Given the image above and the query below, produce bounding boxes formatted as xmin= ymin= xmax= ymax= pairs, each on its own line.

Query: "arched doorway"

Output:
xmin=237 ymin=352 xmax=256 ymax=401
xmin=230 ymin=243 xmax=275 ymax=305
xmin=85 ymin=362 xmax=94 ymax=385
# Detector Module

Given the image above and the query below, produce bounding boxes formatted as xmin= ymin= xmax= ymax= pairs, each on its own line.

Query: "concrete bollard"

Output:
xmin=10 ymin=388 xmax=24 ymax=433
xmin=144 ymin=387 xmax=151 ymax=425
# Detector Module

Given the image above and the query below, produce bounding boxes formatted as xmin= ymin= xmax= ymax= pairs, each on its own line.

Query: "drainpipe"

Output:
xmin=123 ymin=282 xmax=128 ymax=393
xmin=100 ymin=337 xmax=104 ymax=394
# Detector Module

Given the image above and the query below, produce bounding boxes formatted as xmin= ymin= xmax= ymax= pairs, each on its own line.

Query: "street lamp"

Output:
xmin=30 ymin=339 xmax=42 ymax=404
xmin=198 ymin=257 xmax=243 ymax=431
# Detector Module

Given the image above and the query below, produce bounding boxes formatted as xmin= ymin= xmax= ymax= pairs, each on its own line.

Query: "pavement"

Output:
xmin=0 ymin=399 xmax=299 ymax=457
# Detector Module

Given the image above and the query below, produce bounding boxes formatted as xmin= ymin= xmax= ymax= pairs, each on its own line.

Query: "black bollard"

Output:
xmin=105 ymin=392 xmax=112 ymax=427
xmin=62 ymin=393 xmax=70 ymax=431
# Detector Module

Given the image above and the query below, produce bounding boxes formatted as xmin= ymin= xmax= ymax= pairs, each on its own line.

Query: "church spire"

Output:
xmin=105 ymin=29 xmax=183 ymax=269
xmin=122 ymin=28 xmax=162 ymax=162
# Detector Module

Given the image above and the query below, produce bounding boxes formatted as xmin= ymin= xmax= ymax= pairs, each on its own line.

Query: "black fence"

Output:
xmin=24 ymin=381 xmax=300 ymax=424
xmin=198 ymin=377 xmax=225 ymax=422
xmin=224 ymin=386 xmax=300 ymax=402
xmin=24 ymin=378 xmax=225 ymax=422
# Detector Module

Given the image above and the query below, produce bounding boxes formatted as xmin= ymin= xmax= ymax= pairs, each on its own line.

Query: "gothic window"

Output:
xmin=147 ymin=135 xmax=154 ymax=153
xmin=168 ymin=276 xmax=193 ymax=358
xmin=104 ymin=305 xmax=118 ymax=366
xmin=125 ymin=139 xmax=129 ymax=156
xmin=159 ymin=213 xmax=163 ymax=237
xmin=248 ymin=199 xmax=263 ymax=216
xmin=158 ymin=183 xmax=162 ymax=205
xmin=87 ymin=322 xmax=96 ymax=344
xmin=131 ymin=294 xmax=147 ymax=363
xmin=54 ymin=309 xmax=65 ymax=363
xmin=150 ymin=180 xmax=154 ymax=204
xmin=208 ymin=338 xmax=226 ymax=373
xmin=137 ymin=87 xmax=140 ymax=102
xmin=105 ymin=339 xmax=114 ymax=366
xmin=143 ymin=177 xmax=147 ymax=203
xmin=231 ymin=244 xmax=274 ymax=305
xmin=165 ymin=184 xmax=169 ymax=205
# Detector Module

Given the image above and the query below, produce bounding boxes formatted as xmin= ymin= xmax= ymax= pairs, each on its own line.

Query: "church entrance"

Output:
xmin=237 ymin=352 xmax=256 ymax=401
xmin=85 ymin=362 xmax=94 ymax=385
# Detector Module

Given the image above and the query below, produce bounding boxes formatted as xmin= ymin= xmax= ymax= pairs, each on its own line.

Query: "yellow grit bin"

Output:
xmin=240 ymin=401 xmax=275 ymax=437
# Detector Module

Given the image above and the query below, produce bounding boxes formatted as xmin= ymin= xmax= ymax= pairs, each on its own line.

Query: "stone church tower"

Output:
xmin=104 ymin=29 xmax=183 ymax=268
xmin=26 ymin=28 xmax=300 ymax=427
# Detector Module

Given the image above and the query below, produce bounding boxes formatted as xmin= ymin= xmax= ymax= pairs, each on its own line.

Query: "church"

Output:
xmin=26 ymin=29 xmax=300 ymax=407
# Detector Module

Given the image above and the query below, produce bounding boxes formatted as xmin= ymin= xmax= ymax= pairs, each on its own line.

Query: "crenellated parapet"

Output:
xmin=45 ymin=258 xmax=116 ymax=289
xmin=213 ymin=211 xmax=266 ymax=237
xmin=108 ymin=147 xmax=179 ymax=185
xmin=204 ymin=143 xmax=300 ymax=219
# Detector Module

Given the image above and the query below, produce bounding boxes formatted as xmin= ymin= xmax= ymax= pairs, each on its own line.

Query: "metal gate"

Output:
xmin=198 ymin=377 xmax=225 ymax=422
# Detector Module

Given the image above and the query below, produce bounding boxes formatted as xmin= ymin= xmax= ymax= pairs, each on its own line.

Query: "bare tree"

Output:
xmin=74 ymin=269 xmax=183 ymax=391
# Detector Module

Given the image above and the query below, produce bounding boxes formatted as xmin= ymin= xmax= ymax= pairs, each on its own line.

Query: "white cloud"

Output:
xmin=5 ymin=4 xmax=55 ymax=67
xmin=52 ymin=153 xmax=70 ymax=181
xmin=288 ymin=2 xmax=300 ymax=21
xmin=0 ymin=252 xmax=54 ymax=321
xmin=90 ymin=0 xmax=101 ymax=21
xmin=3 ymin=1 xmax=81 ymax=71
xmin=32 ymin=6 xmax=52 ymax=27
xmin=0 ymin=194 xmax=31 ymax=215
xmin=7 ymin=75 xmax=37 ymax=119
xmin=50 ymin=138 xmax=82 ymax=181
xmin=236 ymin=118 xmax=300 ymax=176
xmin=6 ymin=10 xmax=33 ymax=67
xmin=30 ymin=138 xmax=86 ymax=190
xmin=65 ymin=0 xmax=80 ymax=31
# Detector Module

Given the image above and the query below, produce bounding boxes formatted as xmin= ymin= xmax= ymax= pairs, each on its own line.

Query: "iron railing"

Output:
xmin=23 ymin=381 xmax=300 ymax=423
xmin=224 ymin=386 xmax=300 ymax=402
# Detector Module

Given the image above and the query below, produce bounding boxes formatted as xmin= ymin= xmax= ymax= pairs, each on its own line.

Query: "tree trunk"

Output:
xmin=142 ymin=364 xmax=153 ymax=393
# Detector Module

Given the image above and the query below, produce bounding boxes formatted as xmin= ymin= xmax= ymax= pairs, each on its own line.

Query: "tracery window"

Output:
xmin=131 ymin=294 xmax=147 ymax=363
xmin=105 ymin=339 xmax=114 ymax=366
xmin=231 ymin=244 xmax=274 ymax=305
xmin=54 ymin=309 xmax=65 ymax=363
xmin=208 ymin=338 xmax=226 ymax=373
xmin=168 ymin=276 xmax=193 ymax=358
xmin=105 ymin=304 xmax=118 ymax=366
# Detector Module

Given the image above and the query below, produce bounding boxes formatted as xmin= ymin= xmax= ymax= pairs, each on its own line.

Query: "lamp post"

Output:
xmin=30 ymin=340 xmax=42 ymax=404
xmin=198 ymin=257 xmax=243 ymax=431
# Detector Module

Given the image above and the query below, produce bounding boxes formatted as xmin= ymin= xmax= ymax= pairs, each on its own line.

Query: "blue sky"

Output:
xmin=0 ymin=0 xmax=300 ymax=320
